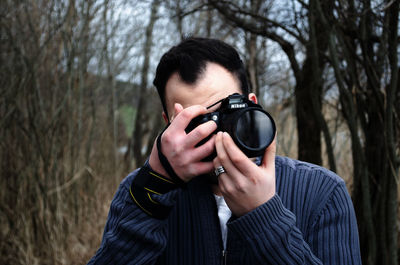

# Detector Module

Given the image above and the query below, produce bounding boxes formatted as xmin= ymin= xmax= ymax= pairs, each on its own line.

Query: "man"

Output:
xmin=88 ymin=38 xmax=361 ymax=264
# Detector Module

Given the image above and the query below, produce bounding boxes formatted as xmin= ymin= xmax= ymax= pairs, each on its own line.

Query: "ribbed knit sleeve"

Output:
xmin=227 ymin=162 xmax=361 ymax=264
xmin=87 ymin=169 xmax=179 ymax=265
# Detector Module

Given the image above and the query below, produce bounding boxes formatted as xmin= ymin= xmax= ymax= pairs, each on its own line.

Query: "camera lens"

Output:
xmin=235 ymin=109 xmax=275 ymax=155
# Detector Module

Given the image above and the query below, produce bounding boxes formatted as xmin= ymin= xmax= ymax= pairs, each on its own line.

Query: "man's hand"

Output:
xmin=149 ymin=103 xmax=217 ymax=182
xmin=214 ymin=131 xmax=276 ymax=216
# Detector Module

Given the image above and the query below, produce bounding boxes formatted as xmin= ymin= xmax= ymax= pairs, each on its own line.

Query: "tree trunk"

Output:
xmin=246 ymin=32 xmax=259 ymax=96
xmin=131 ymin=0 xmax=160 ymax=167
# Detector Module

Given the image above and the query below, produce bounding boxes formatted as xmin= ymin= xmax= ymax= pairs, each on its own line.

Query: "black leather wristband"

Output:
xmin=130 ymin=165 xmax=177 ymax=219
xmin=132 ymin=165 xmax=177 ymax=194
xmin=130 ymin=184 xmax=172 ymax=219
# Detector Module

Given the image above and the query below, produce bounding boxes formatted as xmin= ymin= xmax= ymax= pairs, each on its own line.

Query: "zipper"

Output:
xmin=221 ymin=249 xmax=228 ymax=265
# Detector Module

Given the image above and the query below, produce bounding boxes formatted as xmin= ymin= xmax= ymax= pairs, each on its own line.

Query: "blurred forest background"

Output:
xmin=0 ymin=0 xmax=399 ymax=264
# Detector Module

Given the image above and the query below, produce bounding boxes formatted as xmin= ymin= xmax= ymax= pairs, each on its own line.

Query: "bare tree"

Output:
xmin=0 ymin=0 xmax=143 ymax=263
xmin=315 ymin=0 xmax=400 ymax=264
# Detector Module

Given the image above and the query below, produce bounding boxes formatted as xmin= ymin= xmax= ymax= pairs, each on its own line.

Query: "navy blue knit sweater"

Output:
xmin=88 ymin=156 xmax=361 ymax=264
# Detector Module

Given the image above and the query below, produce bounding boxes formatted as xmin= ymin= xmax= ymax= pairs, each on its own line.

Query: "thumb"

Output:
xmin=261 ymin=134 xmax=277 ymax=169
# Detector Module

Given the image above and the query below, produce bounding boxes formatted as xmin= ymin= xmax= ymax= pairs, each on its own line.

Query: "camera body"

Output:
xmin=185 ymin=93 xmax=276 ymax=158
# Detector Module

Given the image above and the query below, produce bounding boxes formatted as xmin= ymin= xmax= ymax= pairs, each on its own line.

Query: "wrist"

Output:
xmin=148 ymin=140 xmax=170 ymax=179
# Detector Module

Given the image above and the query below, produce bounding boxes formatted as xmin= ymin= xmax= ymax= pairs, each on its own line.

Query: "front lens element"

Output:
xmin=235 ymin=109 xmax=275 ymax=150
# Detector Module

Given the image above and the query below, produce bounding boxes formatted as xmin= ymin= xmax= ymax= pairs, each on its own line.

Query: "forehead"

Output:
xmin=165 ymin=63 xmax=241 ymax=117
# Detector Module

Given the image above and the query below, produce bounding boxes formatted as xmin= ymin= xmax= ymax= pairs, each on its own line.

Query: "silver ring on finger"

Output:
xmin=214 ymin=166 xmax=226 ymax=177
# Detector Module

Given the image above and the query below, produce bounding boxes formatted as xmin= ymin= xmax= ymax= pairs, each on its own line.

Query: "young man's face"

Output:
xmin=164 ymin=62 xmax=244 ymax=121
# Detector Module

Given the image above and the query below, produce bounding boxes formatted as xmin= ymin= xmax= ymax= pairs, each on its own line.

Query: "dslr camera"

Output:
xmin=186 ymin=93 xmax=276 ymax=158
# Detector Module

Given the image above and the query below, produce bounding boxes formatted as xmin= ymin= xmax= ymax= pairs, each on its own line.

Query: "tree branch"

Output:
xmin=207 ymin=0 xmax=301 ymax=80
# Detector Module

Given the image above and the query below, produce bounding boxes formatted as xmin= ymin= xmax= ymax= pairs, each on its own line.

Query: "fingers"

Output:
xmin=170 ymin=104 xmax=208 ymax=131
xmin=172 ymin=103 xmax=217 ymax=155
xmin=213 ymin=156 xmax=234 ymax=194
xmin=189 ymin=161 xmax=215 ymax=176
xmin=189 ymin=134 xmax=216 ymax=161
xmin=214 ymin=132 xmax=246 ymax=185
xmin=186 ymin=120 xmax=217 ymax=147
xmin=219 ymin=132 xmax=256 ymax=177
xmin=172 ymin=103 xmax=184 ymax=120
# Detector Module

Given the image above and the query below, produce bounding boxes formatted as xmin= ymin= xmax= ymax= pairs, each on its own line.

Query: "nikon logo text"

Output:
xmin=230 ymin=103 xmax=246 ymax=109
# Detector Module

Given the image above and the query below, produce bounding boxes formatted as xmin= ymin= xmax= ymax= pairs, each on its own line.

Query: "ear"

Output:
xmin=162 ymin=112 xmax=169 ymax=124
xmin=248 ymin=93 xmax=258 ymax=104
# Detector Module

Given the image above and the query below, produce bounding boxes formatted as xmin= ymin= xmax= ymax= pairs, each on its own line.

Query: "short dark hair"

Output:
xmin=153 ymin=37 xmax=249 ymax=119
